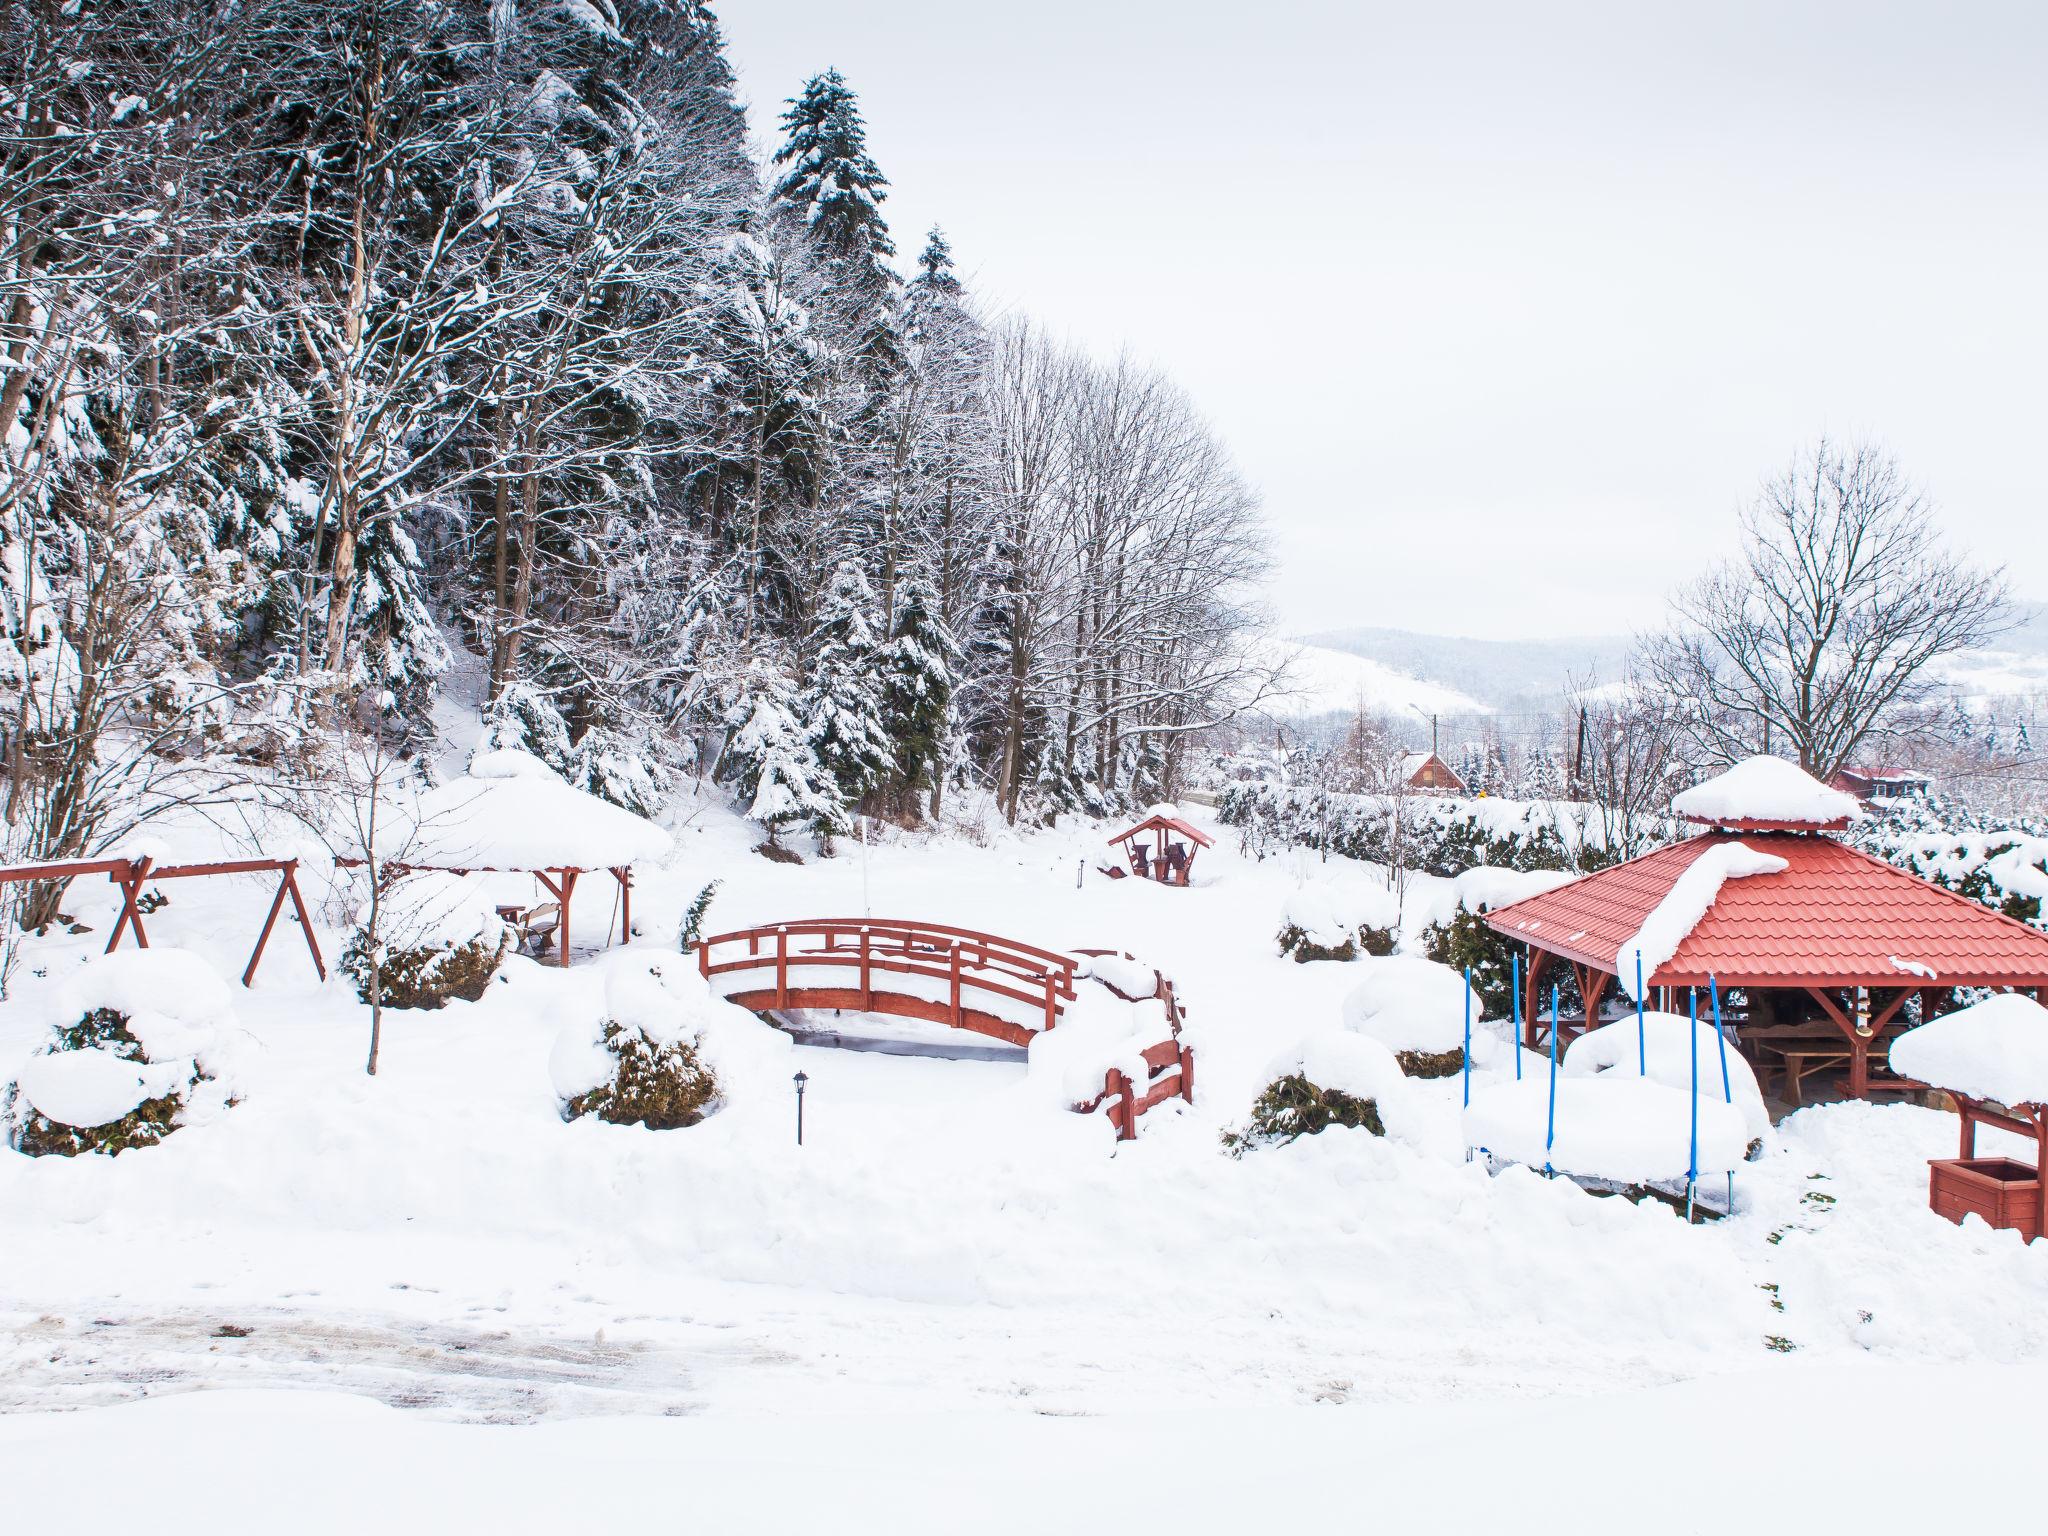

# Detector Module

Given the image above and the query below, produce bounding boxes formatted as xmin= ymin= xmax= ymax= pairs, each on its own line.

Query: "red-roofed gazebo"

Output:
xmin=1485 ymin=759 xmax=2048 ymax=1103
xmin=1108 ymin=813 xmax=1214 ymax=886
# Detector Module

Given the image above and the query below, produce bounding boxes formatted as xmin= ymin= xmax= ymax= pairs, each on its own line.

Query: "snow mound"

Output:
xmin=1672 ymin=755 xmax=1859 ymax=828
xmin=1075 ymin=951 xmax=1163 ymax=1001
xmin=1615 ymin=841 xmax=1787 ymax=997
xmin=1341 ymin=956 xmax=1473 ymax=1054
xmin=408 ymin=772 xmax=671 ymax=871
xmin=362 ymin=871 xmax=504 ymax=951
xmin=15 ymin=1047 xmax=189 ymax=1129
xmin=45 ymin=948 xmax=239 ymax=1073
xmin=467 ymin=747 xmax=567 ymax=784
xmin=1891 ymin=993 xmax=2048 ymax=1107
xmin=1282 ymin=881 xmax=1398 ymax=949
xmin=1564 ymin=1011 xmax=1770 ymax=1140
xmin=1028 ymin=975 xmax=1178 ymax=1111
xmin=1265 ymin=1029 xmax=1410 ymax=1113
xmin=548 ymin=956 xmax=792 ymax=1108
xmin=1464 ymin=1075 xmax=1751 ymax=1183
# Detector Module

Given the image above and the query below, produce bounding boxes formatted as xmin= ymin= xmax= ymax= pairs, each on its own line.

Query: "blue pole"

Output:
xmin=1512 ymin=951 xmax=1523 ymax=1081
xmin=1545 ymin=984 xmax=1560 ymax=1176
xmin=1635 ymin=949 xmax=1646 ymax=1076
xmin=1462 ymin=965 xmax=1473 ymax=1108
xmin=1688 ymin=988 xmax=1700 ymax=1198
xmin=1709 ymin=975 xmax=1732 ymax=1103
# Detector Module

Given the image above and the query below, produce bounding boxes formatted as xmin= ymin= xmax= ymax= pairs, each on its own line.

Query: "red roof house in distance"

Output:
xmin=1483 ymin=755 xmax=2048 ymax=1103
xmin=1828 ymin=764 xmax=1933 ymax=804
xmin=1400 ymin=751 xmax=1466 ymax=793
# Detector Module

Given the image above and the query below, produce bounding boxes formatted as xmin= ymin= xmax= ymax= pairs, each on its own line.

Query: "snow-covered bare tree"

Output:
xmin=1639 ymin=438 xmax=2010 ymax=777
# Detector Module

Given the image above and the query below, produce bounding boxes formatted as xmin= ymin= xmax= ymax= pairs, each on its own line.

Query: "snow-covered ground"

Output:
xmin=4 ymin=784 xmax=2047 ymax=1530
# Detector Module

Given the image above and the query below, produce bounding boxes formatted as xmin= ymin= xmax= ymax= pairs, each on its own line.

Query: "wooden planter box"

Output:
xmin=1928 ymin=1157 xmax=2042 ymax=1241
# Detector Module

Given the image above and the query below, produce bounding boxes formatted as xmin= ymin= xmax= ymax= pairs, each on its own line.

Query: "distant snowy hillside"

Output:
xmin=1295 ymin=608 xmax=2048 ymax=715
xmin=1258 ymin=640 xmax=1493 ymax=719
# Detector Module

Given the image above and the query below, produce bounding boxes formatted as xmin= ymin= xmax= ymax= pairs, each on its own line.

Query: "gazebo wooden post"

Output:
xmin=1574 ymin=964 xmax=1610 ymax=1039
xmin=1808 ymin=986 xmax=1909 ymax=1100
xmin=611 ymin=866 xmax=632 ymax=942
xmin=1523 ymin=946 xmax=1547 ymax=1051
xmin=556 ymin=868 xmax=577 ymax=968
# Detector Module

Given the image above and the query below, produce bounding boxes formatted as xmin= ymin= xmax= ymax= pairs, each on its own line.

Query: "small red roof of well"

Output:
xmin=1107 ymin=813 xmax=1215 ymax=849
xmin=1483 ymin=830 xmax=2048 ymax=989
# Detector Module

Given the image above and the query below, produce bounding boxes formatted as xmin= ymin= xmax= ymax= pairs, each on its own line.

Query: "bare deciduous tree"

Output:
xmin=1639 ymin=438 xmax=2010 ymax=777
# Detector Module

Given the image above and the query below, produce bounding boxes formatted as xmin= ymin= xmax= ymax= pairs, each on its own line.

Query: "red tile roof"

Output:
xmin=1482 ymin=831 xmax=2048 ymax=989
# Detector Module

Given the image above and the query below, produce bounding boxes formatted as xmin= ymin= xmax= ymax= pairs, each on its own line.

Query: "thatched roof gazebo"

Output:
xmin=1484 ymin=757 xmax=2048 ymax=1102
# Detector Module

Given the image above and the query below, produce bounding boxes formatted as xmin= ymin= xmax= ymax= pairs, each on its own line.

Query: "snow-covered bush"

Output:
xmin=550 ymin=967 xmax=722 ymax=1128
xmin=3 ymin=950 xmax=242 ymax=1157
xmin=1224 ymin=1032 xmax=1403 ymax=1154
xmin=1418 ymin=867 xmax=1582 ymax=1017
xmin=340 ymin=873 xmax=510 ymax=1011
xmin=1276 ymin=881 xmax=1398 ymax=963
xmin=1221 ymin=781 xmax=1583 ymax=875
xmin=1564 ymin=1011 xmax=1771 ymax=1146
xmin=1342 ymin=957 xmax=1474 ymax=1077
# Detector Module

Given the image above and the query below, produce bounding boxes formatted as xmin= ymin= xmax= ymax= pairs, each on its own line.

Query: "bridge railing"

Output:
xmin=697 ymin=918 xmax=1079 ymax=1035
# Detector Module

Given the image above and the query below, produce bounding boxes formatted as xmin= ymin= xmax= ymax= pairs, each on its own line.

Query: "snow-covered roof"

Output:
xmin=1890 ymin=993 xmax=2048 ymax=1107
xmin=1614 ymin=841 xmax=1787 ymax=998
xmin=1671 ymin=755 xmax=1860 ymax=829
xmin=405 ymin=773 xmax=672 ymax=871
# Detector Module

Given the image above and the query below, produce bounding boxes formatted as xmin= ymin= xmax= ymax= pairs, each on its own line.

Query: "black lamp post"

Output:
xmin=793 ymin=1069 xmax=808 ymax=1145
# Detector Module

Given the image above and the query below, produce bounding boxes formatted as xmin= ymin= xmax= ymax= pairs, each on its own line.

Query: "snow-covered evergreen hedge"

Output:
xmin=1220 ymin=781 xmax=1585 ymax=876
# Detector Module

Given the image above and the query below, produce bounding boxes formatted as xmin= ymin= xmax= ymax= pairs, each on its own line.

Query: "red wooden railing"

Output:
xmin=697 ymin=919 xmax=1079 ymax=1047
xmin=1069 ymin=948 xmax=1195 ymax=1140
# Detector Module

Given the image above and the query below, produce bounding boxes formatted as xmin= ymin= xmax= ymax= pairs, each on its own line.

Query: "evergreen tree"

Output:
xmin=800 ymin=560 xmax=893 ymax=830
xmin=912 ymin=226 xmax=963 ymax=303
xmin=879 ymin=574 xmax=960 ymax=816
xmin=723 ymin=663 xmax=835 ymax=841
xmin=771 ymin=69 xmax=896 ymax=265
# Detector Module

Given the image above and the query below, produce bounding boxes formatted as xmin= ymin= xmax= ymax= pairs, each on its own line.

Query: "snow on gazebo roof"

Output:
xmin=1891 ymin=993 xmax=2048 ymax=1108
xmin=1671 ymin=755 xmax=1861 ymax=832
xmin=405 ymin=760 xmax=672 ymax=871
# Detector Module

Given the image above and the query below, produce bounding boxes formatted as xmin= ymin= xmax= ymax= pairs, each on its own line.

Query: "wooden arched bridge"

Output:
xmin=696 ymin=919 xmax=1194 ymax=1139
xmin=696 ymin=918 xmax=1079 ymax=1046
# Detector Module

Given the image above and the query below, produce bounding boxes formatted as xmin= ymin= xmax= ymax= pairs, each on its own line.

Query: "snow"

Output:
xmin=406 ymin=770 xmax=672 ymax=870
xmin=8 ymin=788 xmax=2048 ymax=1527
xmin=467 ymin=747 xmax=567 ymax=783
xmin=368 ymin=871 xmax=504 ymax=951
xmin=1671 ymin=754 xmax=1861 ymax=827
xmin=1280 ymin=879 xmax=1398 ymax=948
xmin=1256 ymin=638 xmax=1493 ymax=720
xmin=1564 ymin=1011 xmax=1771 ymax=1141
xmin=14 ymin=1047 xmax=185 ymax=1129
xmin=1891 ymin=993 xmax=2048 ymax=1107
xmin=1464 ymin=1075 xmax=1752 ymax=1183
xmin=1341 ymin=955 xmax=1473 ymax=1053
xmin=1615 ymin=841 xmax=1788 ymax=997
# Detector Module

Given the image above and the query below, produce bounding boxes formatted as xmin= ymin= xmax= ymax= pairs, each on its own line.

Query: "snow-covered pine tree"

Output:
xmin=770 ymin=69 xmax=904 ymax=388
xmin=722 ymin=662 xmax=835 ymax=844
xmin=879 ymin=573 xmax=960 ymax=819
xmin=799 ymin=560 xmax=894 ymax=832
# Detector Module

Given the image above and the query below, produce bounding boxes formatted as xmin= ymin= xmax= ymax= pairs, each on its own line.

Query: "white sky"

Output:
xmin=718 ymin=1 xmax=2048 ymax=641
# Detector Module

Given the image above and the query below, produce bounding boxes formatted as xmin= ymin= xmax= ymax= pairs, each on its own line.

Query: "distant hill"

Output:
xmin=1283 ymin=604 xmax=2048 ymax=724
xmin=1292 ymin=626 xmax=1632 ymax=713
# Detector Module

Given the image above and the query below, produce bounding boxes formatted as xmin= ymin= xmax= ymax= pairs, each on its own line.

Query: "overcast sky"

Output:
xmin=718 ymin=1 xmax=2048 ymax=642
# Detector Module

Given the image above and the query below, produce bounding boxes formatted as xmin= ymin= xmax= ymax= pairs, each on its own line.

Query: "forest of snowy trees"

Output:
xmin=0 ymin=0 xmax=1273 ymax=867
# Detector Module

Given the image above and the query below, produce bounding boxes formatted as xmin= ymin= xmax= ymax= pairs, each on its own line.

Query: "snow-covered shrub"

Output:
xmin=1221 ymin=781 xmax=1585 ymax=875
xmin=3 ymin=950 xmax=241 ymax=1157
xmin=1224 ymin=1032 xmax=1403 ymax=1154
xmin=474 ymin=681 xmax=574 ymax=775
xmin=1563 ymin=1011 xmax=1771 ymax=1148
xmin=340 ymin=873 xmax=510 ymax=1011
xmin=551 ymin=968 xmax=721 ymax=1128
xmin=1342 ymin=957 xmax=1474 ymax=1077
xmin=1418 ymin=868 xmax=1582 ymax=1018
xmin=1276 ymin=882 xmax=1398 ymax=964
